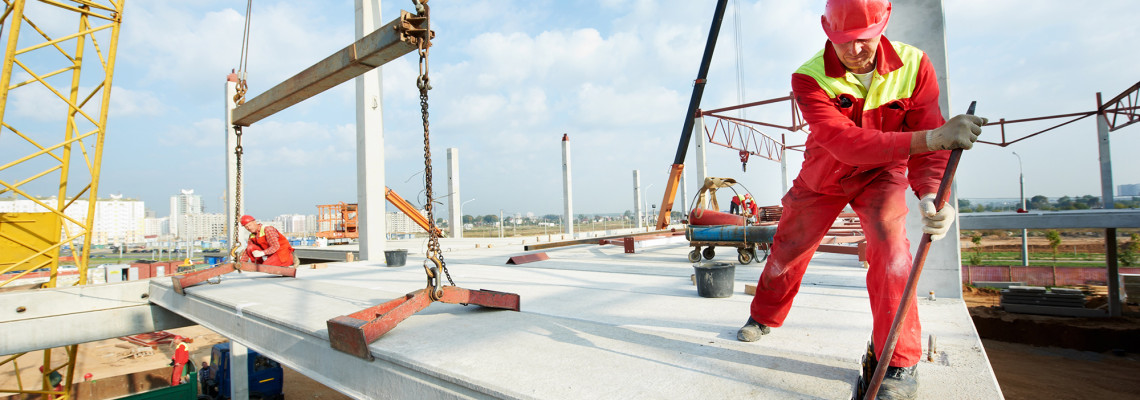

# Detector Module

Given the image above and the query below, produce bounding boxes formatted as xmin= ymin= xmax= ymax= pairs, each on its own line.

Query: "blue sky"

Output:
xmin=3 ymin=0 xmax=1138 ymax=219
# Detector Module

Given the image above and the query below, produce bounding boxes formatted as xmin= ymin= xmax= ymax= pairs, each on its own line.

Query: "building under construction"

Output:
xmin=2 ymin=0 xmax=1138 ymax=399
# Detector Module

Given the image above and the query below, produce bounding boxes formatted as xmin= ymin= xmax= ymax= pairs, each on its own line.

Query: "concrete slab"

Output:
xmin=149 ymin=238 xmax=1002 ymax=399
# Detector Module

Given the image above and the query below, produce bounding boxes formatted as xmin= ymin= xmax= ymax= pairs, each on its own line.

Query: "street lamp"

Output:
xmin=460 ymin=198 xmax=475 ymax=237
xmin=643 ymin=183 xmax=655 ymax=228
xmin=1013 ymin=151 xmax=1028 ymax=267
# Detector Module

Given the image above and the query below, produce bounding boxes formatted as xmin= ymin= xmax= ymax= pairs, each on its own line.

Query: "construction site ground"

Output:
xmin=962 ymin=287 xmax=1140 ymax=399
xmin=5 ymin=233 xmax=1139 ymax=399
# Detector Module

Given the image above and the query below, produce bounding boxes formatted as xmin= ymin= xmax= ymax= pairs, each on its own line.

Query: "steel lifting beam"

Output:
xmin=327 ymin=287 xmax=520 ymax=360
xmin=171 ymin=262 xmax=297 ymax=295
xmin=232 ymin=10 xmax=431 ymax=126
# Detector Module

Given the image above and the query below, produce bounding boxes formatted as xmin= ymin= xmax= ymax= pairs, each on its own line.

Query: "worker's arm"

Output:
xmin=791 ymin=74 xmax=915 ymax=167
xmin=899 ymin=54 xmax=950 ymax=198
xmin=262 ymin=227 xmax=282 ymax=255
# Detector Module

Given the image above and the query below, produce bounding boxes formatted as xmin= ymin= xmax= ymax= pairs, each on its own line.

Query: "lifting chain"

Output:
xmin=412 ymin=0 xmax=454 ymax=300
xmin=228 ymin=126 xmax=244 ymax=273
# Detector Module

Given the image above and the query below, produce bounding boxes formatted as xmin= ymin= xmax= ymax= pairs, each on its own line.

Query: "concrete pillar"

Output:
xmin=447 ymin=148 xmax=461 ymax=238
xmin=1096 ymin=93 xmax=1121 ymax=317
xmin=355 ymin=0 xmax=386 ymax=260
xmin=229 ymin=341 xmax=249 ymax=400
xmin=633 ymin=170 xmax=643 ymax=229
xmin=680 ymin=168 xmax=689 ymax=216
xmin=1096 ymin=93 xmax=1115 ymax=209
xmin=886 ymin=0 xmax=962 ymax=299
xmin=780 ymin=134 xmax=790 ymax=195
xmin=224 ymin=74 xmax=245 ymax=257
xmin=562 ymin=134 xmax=574 ymax=235
xmin=693 ymin=115 xmax=708 ymax=190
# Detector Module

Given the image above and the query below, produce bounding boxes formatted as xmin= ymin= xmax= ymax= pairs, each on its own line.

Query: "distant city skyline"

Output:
xmin=3 ymin=1 xmax=1137 ymax=218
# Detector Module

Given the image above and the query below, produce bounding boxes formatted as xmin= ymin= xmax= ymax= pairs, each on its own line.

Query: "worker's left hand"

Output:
xmin=252 ymin=250 xmax=265 ymax=258
xmin=919 ymin=193 xmax=955 ymax=241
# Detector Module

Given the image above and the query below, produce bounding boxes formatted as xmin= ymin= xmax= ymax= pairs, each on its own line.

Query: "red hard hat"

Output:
xmin=240 ymin=215 xmax=255 ymax=225
xmin=821 ymin=0 xmax=891 ymax=44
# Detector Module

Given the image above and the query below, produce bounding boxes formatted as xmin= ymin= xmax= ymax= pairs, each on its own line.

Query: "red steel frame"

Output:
xmin=697 ymin=80 xmax=1140 ymax=160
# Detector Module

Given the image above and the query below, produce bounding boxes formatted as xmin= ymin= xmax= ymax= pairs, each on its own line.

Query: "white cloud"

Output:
xmin=107 ymin=86 xmax=166 ymax=118
xmin=159 ymin=118 xmax=223 ymax=148
xmin=575 ymin=83 xmax=681 ymax=126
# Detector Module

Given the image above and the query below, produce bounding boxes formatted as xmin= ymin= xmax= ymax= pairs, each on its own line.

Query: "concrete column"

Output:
xmin=780 ymin=134 xmax=790 ymax=195
xmin=633 ymin=170 xmax=643 ymax=229
xmin=693 ymin=115 xmax=708 ymax=190
xmin=224 ymin=74 xmax=244 ymax=257
xmin=446 ymin=148 xmax=461 ymax=238
xmin=229 ymin=341 xmax=249 ymax=400
xmin=1096 ymin=93 xmax=1121 ymax=317
xmin=1096 ymin=93 xmax=1115 ymax=209
xmin=355 ymin=0 xmax=386 ymax=260
xmin=680 ymin=168 xmax=689 ymax=216
xmin=562 ymin=134 xmax=574 ymax=235
xmin=887 ymin=0 xmax=962 ymax=299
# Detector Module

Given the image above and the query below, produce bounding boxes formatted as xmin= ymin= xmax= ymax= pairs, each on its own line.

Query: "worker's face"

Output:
xmin=243 ymin=221 xmax=258 ymax=233
xmin=833 ymin=36 xmax=880 ymax=74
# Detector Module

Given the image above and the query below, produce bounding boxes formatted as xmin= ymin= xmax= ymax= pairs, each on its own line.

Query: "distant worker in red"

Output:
xmin=169 ymin=335 xmax=190 ymax=385
xmin=240 ymin=215 xmax=297 ymax=267
xmin=729 ymin=193 xmax=745 ymax=214
xmin=742 ymin=194 xmax=760 ymax=225
xmin=735 ymin=1 xmax=986 ymax=399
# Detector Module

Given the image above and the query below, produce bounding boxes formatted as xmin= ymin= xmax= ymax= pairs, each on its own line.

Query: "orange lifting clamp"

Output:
xmin=325 ymin=257 xmax=520 ymax=360
xmin=171 ymin=262 xmax=297 ymax=295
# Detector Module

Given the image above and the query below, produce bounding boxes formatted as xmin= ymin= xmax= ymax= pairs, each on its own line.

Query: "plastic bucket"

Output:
xmin=693 ymin=262 xmax=735 ymax=298
xmin=384 ymin=249 xmax=408 ymax=267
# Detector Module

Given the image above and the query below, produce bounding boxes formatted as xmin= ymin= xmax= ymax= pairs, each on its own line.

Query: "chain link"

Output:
xmin=413 ymin=1 xmax=454 ymax=288
xmin=229 ymin=126 xmax=244 ymax=272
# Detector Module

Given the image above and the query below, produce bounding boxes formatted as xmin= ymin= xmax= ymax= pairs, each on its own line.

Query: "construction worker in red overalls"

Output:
xmin=170 ymin=336 xmax=190 ymax=385
xmin=735 ymin=1 xmax=987 ymax=399
xmin=240 ymin=215 xmax=297 ymax=267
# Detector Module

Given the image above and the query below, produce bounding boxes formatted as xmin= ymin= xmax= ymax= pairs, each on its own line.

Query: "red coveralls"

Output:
xmin=243 ymin=225 xmax=295 ymax=267
xmin=749 ymin=37 xmax=948 ymax=368
xmin=171 ymin=341 xmax=189 ymax=385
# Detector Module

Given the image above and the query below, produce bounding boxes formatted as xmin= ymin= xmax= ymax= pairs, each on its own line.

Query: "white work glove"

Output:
xmin=927 ymin=114 xmax=988 ymax=151
xmin=252 ymin=250 xmax=265 ymax=258
xmin=918 ymin=193 xmax=955 ymax=241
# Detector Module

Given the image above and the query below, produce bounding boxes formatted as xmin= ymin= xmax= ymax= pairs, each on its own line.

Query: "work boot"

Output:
xmin=736 ymin=317 xmax=771 ymax=342
xmin=877 ymin=365 xmax=919 ymax=400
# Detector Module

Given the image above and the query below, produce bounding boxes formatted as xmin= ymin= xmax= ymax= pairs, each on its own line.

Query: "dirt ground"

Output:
xmin=0 ymin=325 xmax=349 ymax=399
xmin=963 ymin=288 xmax=1140 ymax=399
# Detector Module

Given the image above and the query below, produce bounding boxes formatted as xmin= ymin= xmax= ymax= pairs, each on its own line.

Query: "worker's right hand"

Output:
xmin=926 ymin=114 xmax=988 ymax=151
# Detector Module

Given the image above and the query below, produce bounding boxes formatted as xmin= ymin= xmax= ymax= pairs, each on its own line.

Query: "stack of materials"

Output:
xmin=1123 ymin=274 xmax=1140 ymax=304
xmin=1000 ymin=286 xmax=1106 ymax=317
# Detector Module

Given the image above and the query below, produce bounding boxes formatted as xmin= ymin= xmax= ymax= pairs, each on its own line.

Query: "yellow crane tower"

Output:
xmin=0 ymin=1 xmax=124 ymax=398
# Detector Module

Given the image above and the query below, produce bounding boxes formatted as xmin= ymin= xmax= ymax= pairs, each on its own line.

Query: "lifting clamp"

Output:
xmin=326 ymin=257 xmax=520 ymax=360
xmin=171 ymin=261 xmax=297 ymax=295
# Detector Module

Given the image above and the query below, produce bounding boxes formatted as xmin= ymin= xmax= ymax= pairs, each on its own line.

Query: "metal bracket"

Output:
xmin=171 ymin=263 xmax=297 ymax=295
xmin=326 ymin=286 xmax=520 ymax=360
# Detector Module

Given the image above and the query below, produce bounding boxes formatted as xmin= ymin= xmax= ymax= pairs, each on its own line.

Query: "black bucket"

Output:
xmin=693 ymin=262 xmax=735 ymax=298
xmin=384 ymin=249 xmax=407 ymax=267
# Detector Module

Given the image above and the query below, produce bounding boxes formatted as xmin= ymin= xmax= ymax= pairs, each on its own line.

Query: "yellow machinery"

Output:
xmin=0 ymin=1 xmax=125 ymax=398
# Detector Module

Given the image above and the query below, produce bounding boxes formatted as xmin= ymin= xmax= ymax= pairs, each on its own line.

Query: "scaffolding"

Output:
xmin=316 ymin=202 xmax=359 ymax=241
xmin=0 ymin=1 xmax=125 ymax=398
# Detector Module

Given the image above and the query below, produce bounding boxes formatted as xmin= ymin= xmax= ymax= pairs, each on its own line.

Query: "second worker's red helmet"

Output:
xmin=821 ymin=0 xmax=891 ymax=44
xmin=240 ymin=215 xmax=255 ymax=225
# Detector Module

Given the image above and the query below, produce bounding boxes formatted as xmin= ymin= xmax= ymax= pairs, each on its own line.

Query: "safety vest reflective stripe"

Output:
xmin=794 ymin=41 xmax=924 ymax=111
